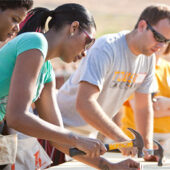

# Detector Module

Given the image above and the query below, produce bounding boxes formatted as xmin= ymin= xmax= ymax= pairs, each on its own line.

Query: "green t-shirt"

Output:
xmin=0 ymin=32 xmax=55 ymax=121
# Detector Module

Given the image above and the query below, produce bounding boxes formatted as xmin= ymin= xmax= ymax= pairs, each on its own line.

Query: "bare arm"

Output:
xmin=134 ymin=92 xmax=153 ymax=149
xmin=35 ymin=80 xmax=64 ymax=128
xmin=5 ymin=50 xmax=81 ymax=147
xmin=112 ymin=108 xmax=123 ymax=127
xmin=76 ymin=81 xmax=130 ymax=142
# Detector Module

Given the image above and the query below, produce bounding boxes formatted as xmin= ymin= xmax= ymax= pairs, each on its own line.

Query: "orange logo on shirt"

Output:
xmin=111 ymin=71 xmax=146 ymax=89
xmin=112 ymin=71 xmax=137 ymax=83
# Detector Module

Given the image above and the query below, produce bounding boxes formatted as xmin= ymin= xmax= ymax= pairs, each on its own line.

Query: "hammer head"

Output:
xmin=127 ymin=128 xmax=144 ymax=158
xmin=153 ymin=140 xmax=164 ymax=166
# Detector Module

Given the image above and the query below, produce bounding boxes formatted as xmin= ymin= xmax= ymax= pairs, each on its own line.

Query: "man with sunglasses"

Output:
xmin=57 ymin=3 xmax=170 ymax=166
xmin=147 ymin=22 xmax=170 ymax=44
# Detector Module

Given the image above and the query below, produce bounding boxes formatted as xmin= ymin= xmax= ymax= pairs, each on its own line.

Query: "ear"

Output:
xmin=69 ymin=21 xmax=80 ymax=36
xmin=137 ymin=20 xmax=148 ymax=32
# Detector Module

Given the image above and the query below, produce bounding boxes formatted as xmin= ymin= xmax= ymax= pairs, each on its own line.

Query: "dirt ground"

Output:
xmin=33 ymin=0 xmax=170 ymax=36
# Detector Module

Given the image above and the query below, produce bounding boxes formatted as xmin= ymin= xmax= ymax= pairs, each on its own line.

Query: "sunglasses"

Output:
xmin=79 ymin=26 xmax=95 ymax=50
xmin=147 ymin=22 xmax=170 ymax=43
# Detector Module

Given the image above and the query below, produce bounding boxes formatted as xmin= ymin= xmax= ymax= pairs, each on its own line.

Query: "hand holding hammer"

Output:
xmin=69 ymin=128 xmax=144 ymax=158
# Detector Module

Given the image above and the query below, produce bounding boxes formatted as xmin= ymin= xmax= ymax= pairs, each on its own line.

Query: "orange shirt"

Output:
xmin=121 ymin=58 xmax=170 ymax=138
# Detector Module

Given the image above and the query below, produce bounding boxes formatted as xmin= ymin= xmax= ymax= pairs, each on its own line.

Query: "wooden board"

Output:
xmin=46 ymin=152 xmax=170 ymax=170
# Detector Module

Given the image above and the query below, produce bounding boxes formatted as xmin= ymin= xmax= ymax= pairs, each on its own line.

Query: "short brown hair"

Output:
xmin=135 ymin=4 xmax=170 ymax=29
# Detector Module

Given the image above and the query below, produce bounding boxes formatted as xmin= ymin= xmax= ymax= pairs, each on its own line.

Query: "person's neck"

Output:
xmin=44 ymin=30 xmax=63 ymax=61
xmin=155 ymin=55 xmax=161 ymax=65
xmin=126 ymin=30 xmax=141 ymax=56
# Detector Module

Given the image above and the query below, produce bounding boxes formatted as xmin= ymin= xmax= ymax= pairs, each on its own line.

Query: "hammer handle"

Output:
xmin=69 ymin=141 xmax=133 ymax=157
xmin=69 ymin=148 xmax=86 ymax=157
xmin=105 ymin=141 xmax=133 ymax=150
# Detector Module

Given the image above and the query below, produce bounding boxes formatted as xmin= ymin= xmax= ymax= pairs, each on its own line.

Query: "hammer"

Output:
xmin=153 ymin=140 xmax=164 ymax=166
xmin=143 ymin=140 xmax=164 ymax=166
xmin=69 ymin=128 xmax=144 ymax=157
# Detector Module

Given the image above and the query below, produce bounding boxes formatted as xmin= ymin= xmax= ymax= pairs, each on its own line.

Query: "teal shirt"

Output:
xmin=0 ymin=32 xmax=55 ymax=121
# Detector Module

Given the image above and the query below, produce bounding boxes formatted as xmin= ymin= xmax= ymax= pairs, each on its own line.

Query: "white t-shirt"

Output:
xmin=57 ymin=31 xmax=155 ymax=133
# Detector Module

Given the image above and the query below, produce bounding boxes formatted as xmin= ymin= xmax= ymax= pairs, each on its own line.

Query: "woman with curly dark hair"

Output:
xmin=0 ymin=0 xmax=33 ymax=41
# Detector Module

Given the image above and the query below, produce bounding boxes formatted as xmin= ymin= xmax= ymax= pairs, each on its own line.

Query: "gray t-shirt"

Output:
xmin=57 ymin=31 xmax=155 ymax=132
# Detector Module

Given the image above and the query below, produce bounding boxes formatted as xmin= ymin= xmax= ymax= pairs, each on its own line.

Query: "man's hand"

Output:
xmin=143 ymin=147 xmax=158 ymax=162
xmin=119 ymin=147 xmax=138 ymax=157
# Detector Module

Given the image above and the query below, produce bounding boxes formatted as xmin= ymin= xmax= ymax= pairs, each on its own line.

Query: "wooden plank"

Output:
xmin=46 ymin=153 xmax=170 ymax=170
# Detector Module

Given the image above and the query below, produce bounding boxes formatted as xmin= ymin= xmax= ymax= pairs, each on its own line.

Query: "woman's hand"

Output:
xmin=109 ymin=158 xmax=140 ymax=170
